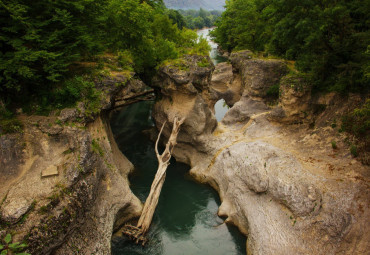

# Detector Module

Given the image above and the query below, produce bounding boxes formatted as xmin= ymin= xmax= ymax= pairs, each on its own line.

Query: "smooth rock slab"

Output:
xmin=41 ymin=165 xmax=59 ymax=178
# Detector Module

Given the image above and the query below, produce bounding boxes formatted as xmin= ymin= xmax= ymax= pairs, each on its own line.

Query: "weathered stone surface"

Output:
xmin=152 ymin=55 xmax=217 ymax=107
xmin=222 ymin=97 xmax=269 ymax=126
xmin=0 ymin=134 xmax=24 ymax=186
xmin=38 ymin=119 xmax=64 ymax=135
xmin=230 ymin=50 xmax=288 ymax=98
xmin=41 ymin=165 xmax=59 ymax=177
xmin=152 ymin=52 xmax=370 ymax=255
xmin=59 ymin=108 xmax=80 ymax=123
xmin=0 ymin=74 xmax=144 ymax=255
xmin=152 ymin=55 xmax=218 ymax=155
xmin=211 ymin=62 xmax=242 ymax=106
xmin=1 ymin=197 xmax=32 ymax=224
xmin=269 ymin=74 xmax=312 ymax=123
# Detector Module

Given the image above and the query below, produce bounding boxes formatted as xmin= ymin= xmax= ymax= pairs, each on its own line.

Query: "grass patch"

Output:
xmin=161 ymin=58 xmax=190 ymax=71
xmin=331 ymin=141 xmax=337 ymax=149
xmin=91 ymin=139 xmax=104 ymax=157
xmin=197 ymin=58 xmax=211 ymax=68
xmin=350 ymin=145 xmax=358 ymax=157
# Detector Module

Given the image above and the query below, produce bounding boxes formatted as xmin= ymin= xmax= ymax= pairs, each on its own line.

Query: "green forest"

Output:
xmin=211 ymin=0 xmax=370 ymax=93
xmin=0 ymin=0 xmax=209 ymax=115
xmin=177 ymin=9 xmax=222 ymax=29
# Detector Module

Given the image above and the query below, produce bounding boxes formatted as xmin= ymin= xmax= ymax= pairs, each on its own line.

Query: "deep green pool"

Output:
xmin=110 ymin=101 xmax=246 ymax=255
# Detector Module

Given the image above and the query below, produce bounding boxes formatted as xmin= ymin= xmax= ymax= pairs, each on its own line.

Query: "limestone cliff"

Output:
xmin=152 ymin=53 xmax=369 ymax=254
xmin=0 ymin=73 xmax=147 ymax=254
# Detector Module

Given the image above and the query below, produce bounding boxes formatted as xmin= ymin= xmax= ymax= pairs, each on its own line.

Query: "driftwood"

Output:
xmin=121 ymin=116 xmax=186 ymax=245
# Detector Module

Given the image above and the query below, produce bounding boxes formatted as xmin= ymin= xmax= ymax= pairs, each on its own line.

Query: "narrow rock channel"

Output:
xmin=110 ymin=101 xmax=246 ymax=254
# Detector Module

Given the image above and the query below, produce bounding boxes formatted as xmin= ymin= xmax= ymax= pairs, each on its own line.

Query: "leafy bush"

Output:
xmin=0 ymin=105 xmax=23 ymax=134
xmin=188 ymin=37 xmax=212 ymax=56
xmin=341 ymin=99 xmax=370 ymax=137
xmin=117 ymin=50 xmax=134 ymax=71
xmin=331 ymin=141 xmax=337 ymax=150
xmin=341 ymin=99 xmax=369 ymax=162
xmin=197 ymin=58 xmax=211 ymax=67
xmin=266 ymin=84 xmax=280 ymax=99
xmin=350 ymin=145 xmax=358 ymax=157
xmin=0 ymin=233 xmax=30 ymax=255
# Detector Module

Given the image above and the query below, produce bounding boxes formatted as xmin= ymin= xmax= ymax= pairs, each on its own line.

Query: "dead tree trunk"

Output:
xmin=137 ymin=116 xmax=185 ymax=233
xmin=121 ymin=116 xmax=185 ymax=244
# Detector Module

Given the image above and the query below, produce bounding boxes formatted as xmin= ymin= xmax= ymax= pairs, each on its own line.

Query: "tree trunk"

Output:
xmin=136 ymin=116 xmax=185 ymax=234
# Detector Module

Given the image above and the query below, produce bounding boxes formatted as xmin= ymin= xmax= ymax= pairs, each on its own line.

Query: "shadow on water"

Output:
xmin=110 ymin=101 xmax=246 ymax=255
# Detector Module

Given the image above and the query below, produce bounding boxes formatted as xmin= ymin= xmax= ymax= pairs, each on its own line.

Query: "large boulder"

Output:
xmin=230 ymin=51 xmax=288 ymax=98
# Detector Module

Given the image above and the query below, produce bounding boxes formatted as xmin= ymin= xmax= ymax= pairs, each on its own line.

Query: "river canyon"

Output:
xmin=0 ymin=27 xmax=368 ymax=255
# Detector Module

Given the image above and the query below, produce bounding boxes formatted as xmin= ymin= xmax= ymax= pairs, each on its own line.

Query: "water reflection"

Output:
xmin=110 ymin=101 xmax=245 ymax=255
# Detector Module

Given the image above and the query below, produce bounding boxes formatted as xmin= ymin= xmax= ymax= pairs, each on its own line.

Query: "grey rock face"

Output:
xmin=230 ymin=50 xmax=288 ymax=98
xmin=152 ymin=55 xmax=218 ymax=154
xmin=211 ymin=62 xmax=242 ymax=106
xmin=210 ymin=141 xmax=322 ymax=217
xmin=0 ymin=76 xmax=144 ymax=254
xmin=268 ymin=74 xmax=313 ymax=123
xmin=222 ymin=97 xmax=269 ymax=126
xmin=152 ymin=51 xmax=369 ymax=255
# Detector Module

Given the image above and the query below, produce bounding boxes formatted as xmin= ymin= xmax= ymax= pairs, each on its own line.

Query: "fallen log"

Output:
xmin=121 ymin=116 xmax=186 ymax=244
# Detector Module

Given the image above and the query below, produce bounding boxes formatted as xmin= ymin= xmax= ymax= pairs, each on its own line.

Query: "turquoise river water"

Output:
xmin=110 ymin=101 xmax=245 ymax=255
xmin=110 ymin=28 xmax=244 ymax=254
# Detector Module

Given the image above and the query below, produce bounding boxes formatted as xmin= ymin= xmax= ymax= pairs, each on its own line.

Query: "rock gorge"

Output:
xmin=0 ymin=52 xmax=369 ymax=254
xmin=151 ymin=51 xmax=369 ymax=254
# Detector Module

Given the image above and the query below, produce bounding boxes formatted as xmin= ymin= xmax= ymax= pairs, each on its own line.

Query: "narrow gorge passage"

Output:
xmin=110 ymin=101 xmax=246 ymax=255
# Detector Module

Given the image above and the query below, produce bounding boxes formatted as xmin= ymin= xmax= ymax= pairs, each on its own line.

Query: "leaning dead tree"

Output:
xmin=121 ymin=116 xmax=186 ymax=245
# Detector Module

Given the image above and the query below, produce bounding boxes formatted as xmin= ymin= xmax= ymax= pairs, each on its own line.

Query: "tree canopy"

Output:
xmin=0 ymin=0 xmax=210 ymax=112
xmin=178 ymin=9 xmax=222 ymax=29
xmin=211 ymin=0 xmax=370 ymax=93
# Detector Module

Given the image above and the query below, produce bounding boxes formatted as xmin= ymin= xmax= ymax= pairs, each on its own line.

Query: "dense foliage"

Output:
xmin=177 ymin=9 xmax=222 ymax=29
xmin=211 ymin=0 xmax=370 ymax=93
xmin=0 ymin=0 xmax=209 ymax=113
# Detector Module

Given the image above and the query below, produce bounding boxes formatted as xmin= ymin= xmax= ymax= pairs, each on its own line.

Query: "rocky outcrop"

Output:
xmin=211 ymin=62 xmax=242 ymax=106
xmin=152 ymin=53 xmax=370 ymax=254
xmin=0 ymin=74 xmax=144 ymax=254
xmin=269 ymin=73 xmax=312 ymax=123
xmin=230 ymin=50 xmax=288 ymax=98
xmin=152 ymin=55 xmax=218 ymax=155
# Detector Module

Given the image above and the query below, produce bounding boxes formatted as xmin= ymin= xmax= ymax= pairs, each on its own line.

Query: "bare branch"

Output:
xmin=155 ymin=121 xmax=167 ymax=160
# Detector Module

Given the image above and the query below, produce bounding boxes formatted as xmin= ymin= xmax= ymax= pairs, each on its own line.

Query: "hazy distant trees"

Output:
xmin=178 ymin=9 xmax=222 ymax=29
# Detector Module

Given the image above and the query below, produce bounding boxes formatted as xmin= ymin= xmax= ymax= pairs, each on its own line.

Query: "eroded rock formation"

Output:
xmin=0 ymin=74 xmax=146 ymax=254
xmin=152 ymin=52 xmax=369 ymax=254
